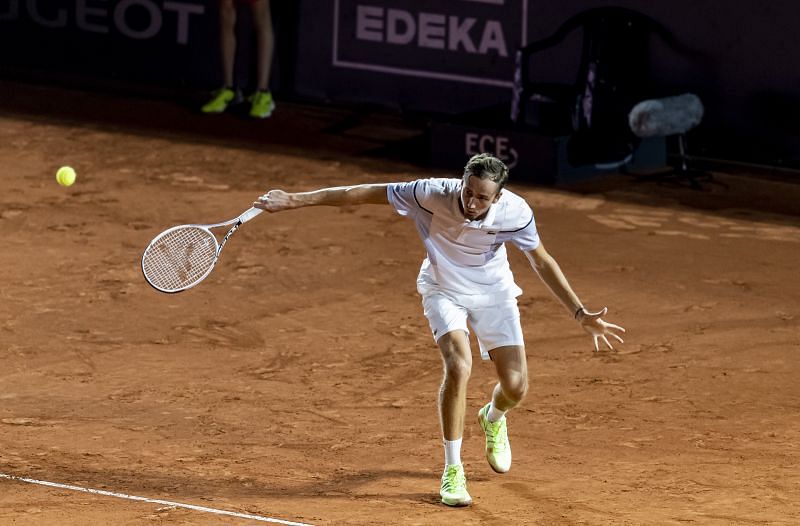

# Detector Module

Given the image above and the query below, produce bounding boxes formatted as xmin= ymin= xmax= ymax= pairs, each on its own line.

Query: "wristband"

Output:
xmin=574 ymin=306 xmax=585 ymax=320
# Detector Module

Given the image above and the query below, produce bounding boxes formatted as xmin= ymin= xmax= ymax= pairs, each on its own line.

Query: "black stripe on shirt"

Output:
xmin=499 ymin=213 xmax=534 ymax=233
xmin=413 ymin=180 xmax=434 ymax=215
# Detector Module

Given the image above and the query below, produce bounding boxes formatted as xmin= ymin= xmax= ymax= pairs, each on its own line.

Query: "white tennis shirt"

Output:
xmin=387 ymin=178 xmax=540 ymax=305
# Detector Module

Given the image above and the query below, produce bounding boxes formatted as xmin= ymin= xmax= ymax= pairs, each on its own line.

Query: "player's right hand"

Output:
xmin=254 ymin=189 xmax=294 ymax=212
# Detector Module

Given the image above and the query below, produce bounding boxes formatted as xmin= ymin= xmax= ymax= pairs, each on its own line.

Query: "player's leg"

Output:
xmin=436 ymin=330 xmax=473 ymax=506
xmin=248 ymin=0 xmax=276 ymax=118
xmin=477 ymin=345 xmax=527 ymax=474
xmin=202 ymin=0 xmax=239 ymax=113
xmin=421 ymin=292 xmax=473 ymax=506
xmin=437 ymin=330 xmax=473 ymax=443
xmin=470 ymin=300 xmax=527 ymax=473
xmin=488 ymin=345 xmax=529 ymax=413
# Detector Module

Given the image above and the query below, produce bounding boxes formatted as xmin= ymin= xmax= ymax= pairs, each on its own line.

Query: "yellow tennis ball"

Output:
xmin=56 ymin=166 xmax=76 ymax=187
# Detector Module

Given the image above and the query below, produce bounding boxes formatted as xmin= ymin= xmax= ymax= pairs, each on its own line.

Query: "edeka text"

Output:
xmin=356 ymin=5 xmax=508 ymax=56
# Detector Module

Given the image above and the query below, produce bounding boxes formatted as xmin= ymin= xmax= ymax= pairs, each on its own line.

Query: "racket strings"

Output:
xmin=142 ymin=227 xmax=217 ymax=291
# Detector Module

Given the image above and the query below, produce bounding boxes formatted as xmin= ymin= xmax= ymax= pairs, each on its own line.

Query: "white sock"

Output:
xmin=487 ymin=402 xmax=506 ymax=423
xmin=444 ymin=438 xmax=462 ymax=466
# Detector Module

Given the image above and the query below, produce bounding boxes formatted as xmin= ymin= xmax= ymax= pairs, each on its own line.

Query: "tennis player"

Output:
xmin=254 ymin=153 xmax=625 ymax=507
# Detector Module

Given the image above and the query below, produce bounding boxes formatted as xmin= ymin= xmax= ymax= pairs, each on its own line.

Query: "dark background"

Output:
xmin=1 ymin=0 xmax=799 ymax=173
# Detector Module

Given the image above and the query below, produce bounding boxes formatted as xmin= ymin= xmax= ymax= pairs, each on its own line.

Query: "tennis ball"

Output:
xmin=56 ymin=166 xmax=76 ymax=187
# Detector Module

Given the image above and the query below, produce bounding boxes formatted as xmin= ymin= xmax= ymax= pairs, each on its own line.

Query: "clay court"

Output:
xmin=1 ymin=84 xmax=799 ymax=525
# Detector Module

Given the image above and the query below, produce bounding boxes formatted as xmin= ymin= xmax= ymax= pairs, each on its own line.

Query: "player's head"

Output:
xmin=462 ymin=153 xmax=509 ymax=190
xmin=460 ymin=154 xmax=507 ymax=220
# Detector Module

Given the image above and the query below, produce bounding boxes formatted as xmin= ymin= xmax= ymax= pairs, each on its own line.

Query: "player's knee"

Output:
xmin=504 ymin=375 xmax=529 ymax=403
xmin=443 ymin=354 xmax=472 ymax=383
xmin=438 ymin=332 xmax=472 ymax=382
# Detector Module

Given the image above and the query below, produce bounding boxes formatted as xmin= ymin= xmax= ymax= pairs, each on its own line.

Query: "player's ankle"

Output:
xmin=487 ymin=402 xmax=506 ymax=423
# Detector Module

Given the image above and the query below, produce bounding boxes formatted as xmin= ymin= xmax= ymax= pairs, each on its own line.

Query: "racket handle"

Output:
xmin=238 ymin=207 xmax=264 ymax=224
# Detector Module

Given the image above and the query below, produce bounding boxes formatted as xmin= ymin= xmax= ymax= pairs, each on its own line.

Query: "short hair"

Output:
xmin=463 ymin=153 xmax=509 ymax=189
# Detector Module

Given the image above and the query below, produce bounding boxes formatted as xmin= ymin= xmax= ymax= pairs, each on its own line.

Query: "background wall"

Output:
xmin=0 ymin=0 xmax=217 ymax=89
xmin=519 ymin=0 xmax=800 ymax=168
xmin=1 ymin=0 xmax=798 ymax=169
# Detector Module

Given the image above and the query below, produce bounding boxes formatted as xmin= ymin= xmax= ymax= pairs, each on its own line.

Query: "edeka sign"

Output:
xmin=0 ymin=0 xmax=204 ymax=45
xmin=333 ymin=0 xmax=528 ymax=88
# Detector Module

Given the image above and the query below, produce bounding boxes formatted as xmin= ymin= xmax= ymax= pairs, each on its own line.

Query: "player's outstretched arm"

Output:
xmin=524 ymin=243 xmax=626 ymax=352
xmin=254 ymin=184 xmax=390 ymax=212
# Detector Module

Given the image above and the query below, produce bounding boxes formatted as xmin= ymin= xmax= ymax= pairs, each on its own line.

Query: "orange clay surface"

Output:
xmin=0 ymin=83 xmax=799 ymax=525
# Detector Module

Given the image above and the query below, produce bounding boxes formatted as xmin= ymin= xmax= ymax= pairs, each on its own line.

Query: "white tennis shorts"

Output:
xmin=421 ymin=291 xmax=524 ymax=360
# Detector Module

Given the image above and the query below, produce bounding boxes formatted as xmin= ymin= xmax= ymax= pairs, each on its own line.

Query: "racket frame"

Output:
xmin=141 ymin=206 xmax=263 ymax=293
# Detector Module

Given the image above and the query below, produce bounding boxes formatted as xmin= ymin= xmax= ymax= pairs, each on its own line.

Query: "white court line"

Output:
xmin=0 ymin=472 xmax=312 ymax=525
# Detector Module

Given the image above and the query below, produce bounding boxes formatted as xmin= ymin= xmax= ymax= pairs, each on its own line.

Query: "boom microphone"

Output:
xmin=628 ymin=93 xmax=704 ymax=137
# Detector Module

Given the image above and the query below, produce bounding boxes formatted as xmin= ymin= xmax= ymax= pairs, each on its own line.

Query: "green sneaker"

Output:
xmin=249 ymin=90 xmax=275 ymax=118
xmin=440 ymin=464 xmax=472 ymax=507
xmin=201 ymin=88 xmax=237 ymax=113
xmin=478 ymin=403 xmax=512 ymax=473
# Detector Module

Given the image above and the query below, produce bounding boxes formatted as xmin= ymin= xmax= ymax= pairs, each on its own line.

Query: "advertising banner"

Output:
xmin=332 ymin=0 xmax=527 ymax=88
xmin=0 ymin=0 xmax=216 ymax=87
xmin=295 ymin=0 xmax=529 ymax=114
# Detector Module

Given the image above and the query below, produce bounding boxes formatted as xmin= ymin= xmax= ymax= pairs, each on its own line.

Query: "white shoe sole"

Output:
xmin=441 ymin=495 xmax=473 ymax=507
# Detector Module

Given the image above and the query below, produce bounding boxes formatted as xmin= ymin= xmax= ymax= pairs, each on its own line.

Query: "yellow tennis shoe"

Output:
xmin=201 ymin=87 xmax=237 ymax=114
xmin=249 ymin=90 xmax=275 ymax=119
xmin=440 ymin=464 xmax=472 ymax=507
xmin=478 ymin=403 xmax=512 ymax=473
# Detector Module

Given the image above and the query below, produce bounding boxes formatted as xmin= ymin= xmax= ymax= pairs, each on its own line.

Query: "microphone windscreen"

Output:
xmin=628 ymin=94 xmax=704 ymax=137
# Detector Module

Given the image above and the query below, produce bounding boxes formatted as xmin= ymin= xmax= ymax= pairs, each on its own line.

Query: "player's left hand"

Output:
xmin=577 ymin=307 xmax=626 ymax=352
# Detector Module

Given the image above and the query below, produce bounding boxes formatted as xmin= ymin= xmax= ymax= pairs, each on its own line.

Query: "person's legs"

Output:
xmin=436 ymin=330 xmax=473 ymax=506
xmin=249 ymin=0 xmax=274 ymax=92
xmin=421 ymin=291 xmax=473 ymax=506
xmin=468 ymin=298 xmax=527 ymax=474
xmin=201 ymin=0 xmax=239 ymax=113
xmin=247 ymin=0 xmax=276 ymax=118
xmin=437 ymin=330 xmax=473 ymax=442
xmin=478 ymin=345 xmax=528 ymax=473
xmin=219 ymin=0 xmax=238 ymax=88
xmin=488 ymin=345 xmax=529 ymax=413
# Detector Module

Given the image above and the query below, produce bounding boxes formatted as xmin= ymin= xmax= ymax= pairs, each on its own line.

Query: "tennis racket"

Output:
xmin=141 ymin=206 xmax=263 ymax=293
